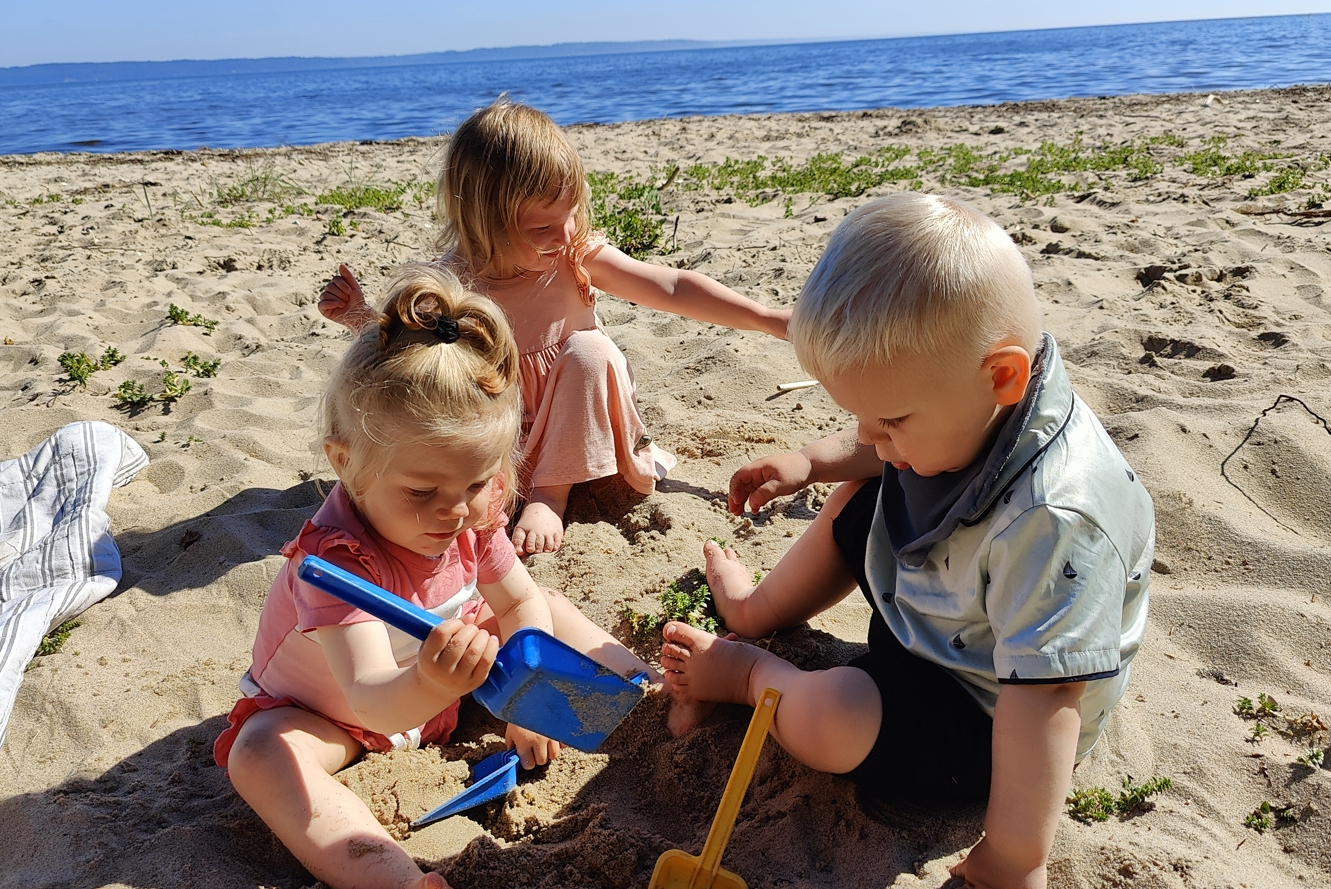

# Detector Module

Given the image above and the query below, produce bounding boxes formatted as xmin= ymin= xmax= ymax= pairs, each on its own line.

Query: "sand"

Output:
xmin=2 ymin=85 xmax=1330 ymax=889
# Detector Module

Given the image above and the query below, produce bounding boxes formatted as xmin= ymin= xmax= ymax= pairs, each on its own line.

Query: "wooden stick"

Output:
xmin=776 ymin=380 xmax=819 ymax=392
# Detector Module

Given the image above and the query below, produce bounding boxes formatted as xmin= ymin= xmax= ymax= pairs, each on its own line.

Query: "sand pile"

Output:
xmin=2 ymin=86 xmax=1330 ymax=888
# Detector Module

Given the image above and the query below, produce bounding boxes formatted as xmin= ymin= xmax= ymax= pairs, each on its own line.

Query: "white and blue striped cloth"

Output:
xmin=0 ymin=421 xmax=148 ymax=746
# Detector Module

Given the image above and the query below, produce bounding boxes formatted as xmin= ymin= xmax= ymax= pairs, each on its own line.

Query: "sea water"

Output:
xmin=2 ymin=13 xmax=1327 ymax=155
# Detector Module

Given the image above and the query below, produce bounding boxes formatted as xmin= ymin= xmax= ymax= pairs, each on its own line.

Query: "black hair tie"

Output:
xmin=433 ymin=317 xmax=460 ymax=343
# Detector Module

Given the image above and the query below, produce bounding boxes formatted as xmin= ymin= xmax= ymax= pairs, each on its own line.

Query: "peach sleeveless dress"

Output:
xmin=439 ymin=237 xmax=674 ymax=496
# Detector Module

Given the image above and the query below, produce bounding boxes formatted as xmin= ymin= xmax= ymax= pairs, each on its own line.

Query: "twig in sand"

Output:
xmin=776 ymin=380 xmax=819 ymax=392
xmin=1234 ymin=205 xmax=1331 ymax=220
xmin=1219 ymin=394 xmax=1331 ymax=535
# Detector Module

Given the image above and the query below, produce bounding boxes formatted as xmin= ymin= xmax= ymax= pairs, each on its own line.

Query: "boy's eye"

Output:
xmin=878 ymin=417 xmax=905 ymax=430
xmin=406 ymin=488 xmax=434 ymax=500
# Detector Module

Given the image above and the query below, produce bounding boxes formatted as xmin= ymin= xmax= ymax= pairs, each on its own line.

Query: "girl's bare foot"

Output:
xmin=660 ymin=621 xmax=760 ymax=707
xmin=512 ymin=484 xmax=571 ymax=554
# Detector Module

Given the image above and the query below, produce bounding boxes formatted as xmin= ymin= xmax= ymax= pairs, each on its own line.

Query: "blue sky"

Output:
xmin=3 ymin=1 xmax=1328 ymax=68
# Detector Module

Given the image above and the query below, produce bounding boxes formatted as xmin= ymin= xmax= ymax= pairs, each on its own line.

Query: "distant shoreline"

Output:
xmin=0 ymin=39 xmax=793 ymax=88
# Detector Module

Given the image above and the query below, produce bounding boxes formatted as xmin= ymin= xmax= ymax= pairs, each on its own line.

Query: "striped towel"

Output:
xmin=0 ymin=421 xmax=148 ymax=746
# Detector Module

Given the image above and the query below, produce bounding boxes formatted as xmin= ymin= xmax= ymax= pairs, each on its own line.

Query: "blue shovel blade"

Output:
xmin=411 ymin=748 xmax=519 ymax=828
xmin=473 ymin=627 xmax=647 ymax=753
xmin=296 ymin=556 xmax=646 ymax=752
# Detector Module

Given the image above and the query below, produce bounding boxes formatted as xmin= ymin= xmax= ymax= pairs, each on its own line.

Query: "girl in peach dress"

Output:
xmin=321 ymin=98 xmax=790 ymax=554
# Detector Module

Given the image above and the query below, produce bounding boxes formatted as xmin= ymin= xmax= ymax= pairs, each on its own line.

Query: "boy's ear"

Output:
xmin=985 ymin=346 xmax=1033 ymax=406
xmin=323 ymin=438 xmax=351 ymax=481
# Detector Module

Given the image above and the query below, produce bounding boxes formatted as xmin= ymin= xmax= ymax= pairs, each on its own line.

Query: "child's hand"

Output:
xmin=319 ymin=264 xmax=373 ymax=329
xmin=728 ymin=451 xmax=813 ymax=515
xmin=506 ymin=723 xmax=562 ymax=770
xmin=948 ymin=837 xmax=1047 ymax=889
xmin=415 ymin=619 xmax=498 ymax=701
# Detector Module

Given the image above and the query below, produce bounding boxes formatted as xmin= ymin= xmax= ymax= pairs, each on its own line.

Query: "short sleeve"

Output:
xmin=474 ymin=512 xmax=517 ymax=584
xmin=985 ymin=505 xmax=1127 ymax=684
xmin=290 ymin=538 xmax=387 ymax=633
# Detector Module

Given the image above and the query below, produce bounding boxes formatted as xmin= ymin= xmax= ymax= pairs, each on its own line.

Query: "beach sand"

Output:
xmin=2 ymin=85 xmax=1330 ymax=888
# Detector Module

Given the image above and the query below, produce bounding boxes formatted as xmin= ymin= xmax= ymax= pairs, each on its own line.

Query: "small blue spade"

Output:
xmin=296 ymin=555 xmax=647 ymax=752
xmin=411 ymin=748 xmax=520 ymax=828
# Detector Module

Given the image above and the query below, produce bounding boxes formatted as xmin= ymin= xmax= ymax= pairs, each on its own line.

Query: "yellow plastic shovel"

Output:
xmin=648 ymin=688 xmax=781 ymax=889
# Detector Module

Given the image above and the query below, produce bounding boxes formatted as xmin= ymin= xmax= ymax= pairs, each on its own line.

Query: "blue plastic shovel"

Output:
xmin=295 ymin=555 xmax=647 ymax=752
xmin=411 ymin=748 xmax=520 ymax=828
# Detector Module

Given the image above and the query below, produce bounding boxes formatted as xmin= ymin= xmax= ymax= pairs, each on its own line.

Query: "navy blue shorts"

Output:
xmin=832 ymin=476 xmax=994 ymax=806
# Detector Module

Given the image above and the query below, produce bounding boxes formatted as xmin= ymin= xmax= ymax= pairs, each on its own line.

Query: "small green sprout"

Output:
xmin=1257 ymin=693 xmax=1281 ymax=717
xmin=114 ymin=380 xmax=152 ymax=407
xmin=156 ymin=431 xmax=167 ymax=443
xmin=325 ymin=215 xmax=347 ymax=237
xmin=160 ymin=371 xmax=192 ymax=401
xmin=1249 ymin=722 xmax=1269 ymax=743
xmin=1297 ymin=747 xmax=1324 ymax=768
xmin=1244 ymin=801 xmax=1297 ymax=833
xmin=707 ymin=536 xmax=730 ymax=548
xmin=1234 ymin=697 xmax=1255 ymax=718
xmin=166 ymin=304 xmax=218 ymax=334
xmin=99 ymin=346 xmax=126 ymax=368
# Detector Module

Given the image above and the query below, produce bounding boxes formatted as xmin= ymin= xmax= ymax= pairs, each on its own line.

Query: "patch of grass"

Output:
xmin=215 ymin=160 xmax=304 ymax=206
xmin=166 ymin=304 xmax=218 ymax=334
xmin=35 ymin=619 xmax=80 ymax=657
xmin=682 ymin=146 xmax=918 ymax=204
xmin=325 ymin=215 xmax=347 ymax=237
xmin=181 ymin=351 xmax=221 ymax=377
xmin=953 ymin=136 xmax=1164 ymax=197
xmin=1248 ymin=166 xmax=1305 ymax=197
xmin=30 ymin=193 xmax=62 ymax=205
xmin=1182 ymin=136 xmax=1289 ymax=178
xmin=588 ymin=171 xmax=665 ymax=258
xmin=317 ymin=182 xmax=409 ymax=213
xmin=1067 ymin=776 xmax=1172 ymax=823
xmin=114 ymin=380 xmax=152 ymax=408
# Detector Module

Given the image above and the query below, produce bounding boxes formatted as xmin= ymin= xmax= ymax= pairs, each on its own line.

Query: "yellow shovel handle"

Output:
xmin=693 ymin=688 xmax=781 ymax=887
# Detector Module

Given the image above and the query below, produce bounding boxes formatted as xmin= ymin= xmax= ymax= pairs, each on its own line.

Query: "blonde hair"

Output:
xmin=321 ymin=264 xmax=521 ymax=525
xmin=434 ymin=97 xmax=592 ymax=279
xmin=790 ymin=193 xmax=1041 ymax=379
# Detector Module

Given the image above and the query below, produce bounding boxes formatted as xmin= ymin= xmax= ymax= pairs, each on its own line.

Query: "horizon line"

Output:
xmin=1 ymin=11 xmax=1321 ymax=72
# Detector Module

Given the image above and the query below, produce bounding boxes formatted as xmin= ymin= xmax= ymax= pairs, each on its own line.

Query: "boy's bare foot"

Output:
xmin=665 ymin=684 xmax=717 ymax=737
xmin=660 ymin=621 xmax=759 ymax=707
xmin=704 ymin=540 xmax=756 ymax=607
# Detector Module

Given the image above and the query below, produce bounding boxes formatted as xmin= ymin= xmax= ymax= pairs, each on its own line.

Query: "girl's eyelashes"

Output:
xmin=405 ymin=488 xmax=435 ymax=500
xmin=877 ymin=416 xmax=906 ymax=430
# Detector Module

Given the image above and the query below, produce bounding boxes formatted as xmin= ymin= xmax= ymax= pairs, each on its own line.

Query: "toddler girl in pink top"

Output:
xmin=321 ymin=98 xmax=791 ymax=555
xmin=215 ymin=265 xmax=662 ymax=889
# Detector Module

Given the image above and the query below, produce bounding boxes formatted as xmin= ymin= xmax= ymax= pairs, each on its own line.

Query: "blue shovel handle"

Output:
xmin=297 ymin=555 xmax=441 ymax=641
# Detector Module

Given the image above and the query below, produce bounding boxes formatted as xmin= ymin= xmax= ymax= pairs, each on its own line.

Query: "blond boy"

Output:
xmin=661 ymin=194 xmax=1153 ymax=889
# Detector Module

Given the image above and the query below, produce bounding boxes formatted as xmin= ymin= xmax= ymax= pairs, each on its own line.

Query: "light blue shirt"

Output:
xmin=866 ymin=334 xmax=1154 ymax=759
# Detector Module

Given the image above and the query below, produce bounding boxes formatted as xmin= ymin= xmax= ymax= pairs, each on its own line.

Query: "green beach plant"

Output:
xmin=166 ymin=304 xmax=219 ymax=334
xmin=1066 ymin=776 xmax=1172 ymax=823
xmin=114 ymin=380 xmax=153 ymax=408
